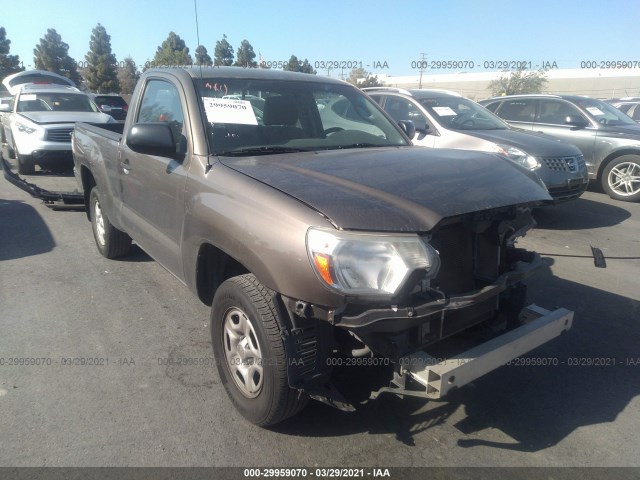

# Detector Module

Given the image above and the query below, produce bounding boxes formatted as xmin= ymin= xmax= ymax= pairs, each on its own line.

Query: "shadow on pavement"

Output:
xmin=0 ymin=199 xmax=56 ymax=261
xmin=535 ymin=197 xmax=631 ymax=230
xmin=272 ymin=266 xmax=640 ymax=452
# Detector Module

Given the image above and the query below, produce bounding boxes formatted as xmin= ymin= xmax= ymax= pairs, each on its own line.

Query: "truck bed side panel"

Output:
xmin=72 ymin=123 xmax=127 ymax=231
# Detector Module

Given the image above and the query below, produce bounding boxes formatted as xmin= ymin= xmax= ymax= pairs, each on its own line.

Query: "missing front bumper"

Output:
xmin=373 ymin=304 xmax=573 ymax=400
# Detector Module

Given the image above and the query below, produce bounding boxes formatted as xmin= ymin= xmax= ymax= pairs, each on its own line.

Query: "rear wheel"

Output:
xmin=601 ymin=155 xmax=640 ymax=202
xmin=90 ymin=186 xmax=132 ymax=258
xmin=211 ymin=274 xmax=308 ymax=426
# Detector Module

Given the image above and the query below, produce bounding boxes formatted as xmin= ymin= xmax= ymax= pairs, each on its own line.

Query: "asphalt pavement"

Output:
xmin=1 ymin=173 xmax=639 ymax=470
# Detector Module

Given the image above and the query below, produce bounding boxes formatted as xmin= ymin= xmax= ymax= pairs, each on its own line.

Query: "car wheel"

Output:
xmin=89 ymin=186 xmax=132 ymax=258
xmin=601 ymin=155 xmax=640 ymax=202
xmin=211 ymin=274 xmax=308 ymax=426
xmin=17 ymin=154 xmax=35 ymax=175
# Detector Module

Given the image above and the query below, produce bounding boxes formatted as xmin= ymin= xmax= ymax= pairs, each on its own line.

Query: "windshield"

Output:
xmin=195 ymin=78 xmax=409 ymax=155
xmin=576 ymin=98 xmax=636 ymax=126
xmin=417 ymin=96 xmax=508 ymax=131
xmin=17 ymin=92 xmax=99 ymax=113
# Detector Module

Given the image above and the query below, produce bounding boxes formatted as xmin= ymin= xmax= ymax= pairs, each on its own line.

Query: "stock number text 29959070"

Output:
xmin=410 ymin=60 xmax=559 ymax=70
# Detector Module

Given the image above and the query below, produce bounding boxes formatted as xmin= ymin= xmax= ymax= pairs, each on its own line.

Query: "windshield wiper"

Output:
xmin=325 ymin=143 xmax=399 ymax=150
xmin=217 ymin=146 xmax=311 ymax=156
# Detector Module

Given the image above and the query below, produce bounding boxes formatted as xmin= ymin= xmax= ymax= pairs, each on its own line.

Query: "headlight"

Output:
xmin=494 ymin=144 xmax=540 ymax=170
xmin=15 ymin=121 xmax=37 ymax=134
xmin=306 ymin=228 xmax=440 ymax=297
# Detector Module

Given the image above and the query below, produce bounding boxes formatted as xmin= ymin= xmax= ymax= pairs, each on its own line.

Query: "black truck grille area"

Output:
xmin=46 ymin=128 xmax=74 ymax=142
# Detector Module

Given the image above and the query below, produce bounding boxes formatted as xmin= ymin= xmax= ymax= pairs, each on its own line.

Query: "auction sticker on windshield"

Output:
xmin=203 ymin=98 xmax=258 ymax=125
xmin=586 ymin=106 xmax=605 ymax=116
xmin=433 ymin=106 xmax=457 ymax=116
xmin=20 ymin=94 xmax=37 ymax=101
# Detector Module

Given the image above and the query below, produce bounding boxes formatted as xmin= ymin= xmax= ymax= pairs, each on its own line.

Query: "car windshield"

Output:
xmin=417 ymin=96 xmax=508 ymax=131
xmin=195 ymin=78 xmax=409 ymax=156
xmin=17 ymin=92 xmax=99 ymax=113
xmin=576 ymin=98 xmax=636 ymax=126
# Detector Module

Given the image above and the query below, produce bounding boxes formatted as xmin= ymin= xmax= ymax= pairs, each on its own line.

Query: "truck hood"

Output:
xmin=463 ymin=129 xmax=581 ymax=157
xmin=18 ymin=111 xmax=113 ymax=125
xmin=220 ymin=147 xmax=551 ymax=232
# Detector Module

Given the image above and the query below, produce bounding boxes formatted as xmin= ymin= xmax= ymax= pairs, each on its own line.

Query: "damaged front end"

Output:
xmin=278 ymin=204 xmax=572 ymax=410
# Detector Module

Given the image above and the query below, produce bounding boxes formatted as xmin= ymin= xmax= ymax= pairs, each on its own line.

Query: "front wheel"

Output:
xmin=211 ymin=274 xmax=308 ymax=426
xmin=601 ymin=155 xmax=640 ymax=202
xmin=89 ymin=186 xmax=132 ymax=258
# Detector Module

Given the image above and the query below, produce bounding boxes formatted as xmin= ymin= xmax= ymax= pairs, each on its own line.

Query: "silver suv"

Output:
xmin=480 ymin=94 xmax=640 ymax=202
xmin=365 ymin=88 xmax=588 ymax=203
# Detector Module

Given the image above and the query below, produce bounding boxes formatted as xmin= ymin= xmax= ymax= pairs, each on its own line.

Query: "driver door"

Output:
xmin=118 ymin=78 xmax=189 ymax=277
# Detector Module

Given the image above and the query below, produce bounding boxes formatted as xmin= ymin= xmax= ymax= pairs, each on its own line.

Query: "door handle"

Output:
xmin=121 ymin=159 xmax=131 ymax=174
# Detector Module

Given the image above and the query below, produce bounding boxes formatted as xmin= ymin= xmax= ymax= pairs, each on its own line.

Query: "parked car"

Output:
xmin=609 ymin=101 xmax=640 ymax=123
xmin=72 ymin=66 xmax=573 ymax=427
xmin=1 ymin=82 xmax=115 ymax=174
xmin=364 ymin=88 xmax=588 ymax=203
xmin=480 ymin=94 xmax=640 ymax=202
xmin=0 ymin=96 xmax=12 ymax=144
xmin=2 ymin=69 xmax=75 ymax=92
xmin=90 ymin=94 xmax=128 ymax=121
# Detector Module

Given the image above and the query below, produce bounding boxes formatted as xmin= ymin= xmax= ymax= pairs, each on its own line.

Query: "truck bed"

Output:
xmin=75 ymin=122 xmax=125 ymax=142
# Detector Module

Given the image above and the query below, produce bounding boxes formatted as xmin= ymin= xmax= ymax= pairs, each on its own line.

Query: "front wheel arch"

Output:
xmin=211 ymin=274 xmax=308 ymax=426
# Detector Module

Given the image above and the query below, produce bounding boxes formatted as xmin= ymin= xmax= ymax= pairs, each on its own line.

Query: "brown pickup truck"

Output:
xmin=72 ymin=67 xmax=573 ymax=426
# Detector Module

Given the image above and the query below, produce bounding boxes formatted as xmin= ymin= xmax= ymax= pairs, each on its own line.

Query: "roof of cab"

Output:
xmin=147 ymin=66 xmax=349 ymax=85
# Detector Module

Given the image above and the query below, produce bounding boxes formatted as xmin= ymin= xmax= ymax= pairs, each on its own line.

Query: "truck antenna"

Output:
xmin=194 ymin=0 xmax=211 ymax=170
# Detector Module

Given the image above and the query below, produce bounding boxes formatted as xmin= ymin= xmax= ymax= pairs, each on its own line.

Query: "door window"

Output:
xmin=537 ymin=99 xmax=585 ymax=125
xmin=137 ymin=79 xmax=186 ymax=153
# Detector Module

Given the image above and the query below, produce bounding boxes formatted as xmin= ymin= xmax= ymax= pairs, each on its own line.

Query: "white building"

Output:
xmin=373 ymin=68 xmax=640 ymax=101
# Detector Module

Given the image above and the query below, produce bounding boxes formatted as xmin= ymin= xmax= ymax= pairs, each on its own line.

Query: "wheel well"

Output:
xmin=597 ymin=150 xmax=640 ymax=179
xmin=196 ymin=243 xmax=250 ymax=306
xmin=80 ymin=166 xmax=96 ymax=221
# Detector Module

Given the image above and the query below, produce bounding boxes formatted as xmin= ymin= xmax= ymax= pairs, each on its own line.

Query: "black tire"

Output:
xmin=89 ymin=186 xmax=132 ymax=258
xmin=211 ymin=274 xmax=308 ymax=426
xmin=17 ymin=154 xmax=35 ymax=175
xmin=601 ymin=155 xmax=640 ymax=202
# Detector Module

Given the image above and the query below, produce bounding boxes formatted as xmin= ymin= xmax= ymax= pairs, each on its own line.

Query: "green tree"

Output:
xmin=194 ymin=45 xmax=212 ymax=66
xmin=0 ymin=27 xmax=24 ymax=80
xmin=214 ymin=34 xmax=234 ymax=66
xmin=346 ymin=67 xmax=381 ymax=87
xmin=151 ymin=32 xmax=192 ymax=67
xmin=360 ymin=75 xmax=382 ymax=88
xmin=489 ymin=68 xmax=548 ymax=96
xmin=33 ymin=28 xmax=82 ymax=85
xmin=233 ymin=40 xmax=257 ymax=68
xmin=84 ymin=24 xmax=120 ymax=93
xmin=283 ymin=55 xmax=316 ymax=74
xmin=117 ymin=57 xmax=140 ymax=94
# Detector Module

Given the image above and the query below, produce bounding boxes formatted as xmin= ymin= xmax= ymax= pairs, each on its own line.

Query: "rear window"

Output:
xmin=94 ymin=96 xmax=128 ymax=107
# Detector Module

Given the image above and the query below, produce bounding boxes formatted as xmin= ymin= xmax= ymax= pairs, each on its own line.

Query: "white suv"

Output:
xmin=2 ymin=83 xmax=115 ymax=174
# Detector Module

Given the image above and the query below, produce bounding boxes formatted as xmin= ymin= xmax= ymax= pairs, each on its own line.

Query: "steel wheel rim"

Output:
xmin=94 ymin=199 xmax=106 ymax=246
xmin=608 ymin=161 xmax=640 ymax=196
xmin=222 ymin=307 xmax=264 ymax=398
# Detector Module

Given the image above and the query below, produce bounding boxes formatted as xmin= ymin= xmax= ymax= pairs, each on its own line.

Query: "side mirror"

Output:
xmin=565 ymin=116 xmax=589 ymax=128
xmin=126 ymin=123 xmax=176 ymax=157
xmin=99 ymin=104 xmax=112 ymax=113
xmin=397 ymin=120 xmax=416 ymax=139
xmin=0 ymin=104 xmax=10 ymax=113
